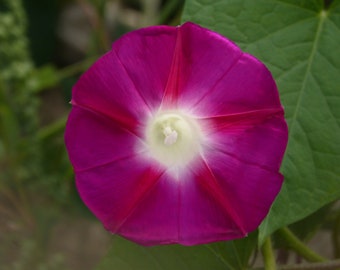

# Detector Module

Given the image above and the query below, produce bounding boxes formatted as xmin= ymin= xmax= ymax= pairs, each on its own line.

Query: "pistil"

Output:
xmin=163 ymin=126 xmax=178 ymax=145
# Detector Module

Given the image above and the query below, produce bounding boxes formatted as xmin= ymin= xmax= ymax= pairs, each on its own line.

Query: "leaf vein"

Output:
xmin=288 ymin=11 xmax=327 ymax=136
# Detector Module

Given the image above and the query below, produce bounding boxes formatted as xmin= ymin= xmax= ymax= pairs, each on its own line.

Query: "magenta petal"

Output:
xmin=65 ymin=107 xmax=141 ymax=171
xmin=178 ymin=163 xmax=247 ymax=245
xmin=112 ymin=25 xmax=177 ymax=110
xmin=72 ymin=25 xmax=178 ymax=133
xmin=160 ymin=29 xmax=183 ymax=108
xmin=191 ymin=53 xmax=282 ymax=116
xmin=116 ymin=165 xmax=244 ymax=246
xmin=116 ymin=171 xmax=180 ymax=246
xmin=72 ymin=51 xmax=147 ymax=134
xmin=76 ymin=157 xmax=182 ymax=246
xmin=75 ymin=156 xmax=166 ymax=236
xmin=201 ymin=114 xmax=288 ymax=171
xmin=174 ymin=22 xmax=243 ymax=110
xmin=118 ymin=166 xmax=243 ymax=246
xmin=200 ymin=151 xmax=284 ymax=233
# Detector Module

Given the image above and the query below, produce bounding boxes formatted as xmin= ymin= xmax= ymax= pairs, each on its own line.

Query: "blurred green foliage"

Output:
xmin=0 ymin=0 xmax=39 ymax=188
xmin=0 ymin=0 xmax=73 ymax=205
xmin=0 ymin=0 xmax=184 ymax=269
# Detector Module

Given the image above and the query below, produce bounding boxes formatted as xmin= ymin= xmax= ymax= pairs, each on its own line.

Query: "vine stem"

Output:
xmin=278 ymin=259 xmax=340 ymax=270
xmin=278 ymin=227 xmax=327 ymax=262
xmin=158 ymin=0 xmax=182 ymax=24
xmin=262 ymin=237 xmax=277 ymax=270
xmin=57 ymin=56 xmax=97 ymax=81
xmin=253 ymin=259 xmax=340 ymax=270
xmin=37 ymin=115 xmax=68 ymax=140
xmin=332 ymin=209 xmax=340 ymax=258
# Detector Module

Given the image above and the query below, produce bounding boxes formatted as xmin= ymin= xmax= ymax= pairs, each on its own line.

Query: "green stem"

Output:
xmin=262 ymin=237 xmax=277 ymax=270
xmin=37 ymin=115 xmax=68 ymax=141
xmin=158 ymin=0 xmax=183 ymax=24
xmin=279 ymin=259 xmax=340 ymax=270
xmin=57 ymin=56 xmax=97 ymax=81
xmin=332 ymin=209 xmax=340 ymax=258
xmin=278 ymin=227 xmax=327 ymax=262
xmin=253 ymin=259 xmax=340 ymax=270
xmin=34 ymin=56 xmax=97 ymax=93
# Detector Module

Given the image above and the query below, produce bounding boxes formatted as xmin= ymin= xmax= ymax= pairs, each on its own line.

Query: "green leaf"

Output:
xmin=182 ymin=0 xmax=340 ymax=244
xmin=96 ymin=234 xmax=257 ymax=270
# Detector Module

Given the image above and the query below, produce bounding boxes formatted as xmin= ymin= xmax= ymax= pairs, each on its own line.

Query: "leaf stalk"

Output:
xmin=262 ymin=237 xmax=277 ymax=270
xmin=278 ymin=227 xmax=327 ymax=262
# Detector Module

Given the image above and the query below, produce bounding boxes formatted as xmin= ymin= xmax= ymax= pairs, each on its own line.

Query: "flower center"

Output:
xmin=145 ymin=111 xmax=201 ymax=167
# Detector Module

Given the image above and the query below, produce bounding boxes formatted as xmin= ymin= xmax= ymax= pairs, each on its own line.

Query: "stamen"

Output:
xmin=163 ymin=126 xmax=178 ymax=145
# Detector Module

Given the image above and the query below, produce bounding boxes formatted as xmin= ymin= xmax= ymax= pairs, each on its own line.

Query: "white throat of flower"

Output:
xmin=145 ymin=111 xmax=201 ymax=168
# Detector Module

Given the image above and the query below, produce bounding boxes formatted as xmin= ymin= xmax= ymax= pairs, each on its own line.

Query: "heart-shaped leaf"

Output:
xmin=182 ymin=0 xmax=340 ymax=244
xmin=96 ymin=234 xmax=257 ymax=270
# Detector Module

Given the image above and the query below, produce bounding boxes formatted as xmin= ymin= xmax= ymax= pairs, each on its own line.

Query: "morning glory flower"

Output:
xmin=65 ymin=22 xmax=288 ymax=246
